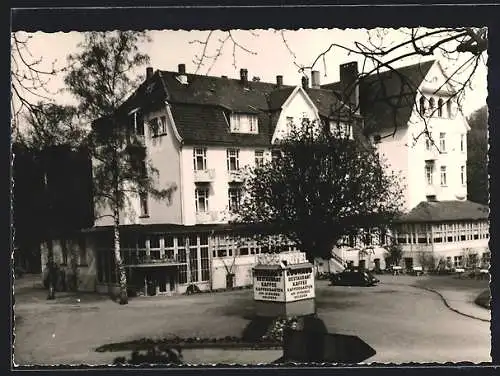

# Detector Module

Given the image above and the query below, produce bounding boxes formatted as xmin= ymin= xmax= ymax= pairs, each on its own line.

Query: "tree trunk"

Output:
xmin=46 ymin=238 xmax=56 ymax=300
xmin=113 ymin=208 xmax=128 ymax=305
xmin=68 ymin=240 xmax=79 ymax=291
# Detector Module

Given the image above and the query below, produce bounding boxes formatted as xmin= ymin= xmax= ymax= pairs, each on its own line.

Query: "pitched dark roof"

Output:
xmin=306 ymin=88 xmax=355 ymax=119
xmin=268 ymin=87 xmax=295 ymax=111
xmin=117 ymin=69 xmax=365 ymax=146
xmin=397 ymin=200 xmax=489 ymax=223
xmin=322 ymin=60 xmax=436 ymax=134
xmin=160 ymin=71 xmax=285 ymax=112
xmin=170 ymin=103 xmax=273 ymax=147
xmin=157 ymin=71 xmax=361 ymax=146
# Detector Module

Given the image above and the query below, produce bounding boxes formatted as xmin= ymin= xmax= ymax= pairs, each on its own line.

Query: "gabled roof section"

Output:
xmin=169 ymin=103 xmax=273 ymax=147
xmin=322 ymin=60 xmax=436 ymax=134
xmin=118 ymin=71 xmax=169 ymax=117
xmin=396 ymin=200 xmax=489 ymax=223
xmin=267 ymin=87 xmax=296 ymax=111
xmin=306 ymin=88 xmax=353 ymax=119
xmin=111 ymin=68 xmax=365 ymax=147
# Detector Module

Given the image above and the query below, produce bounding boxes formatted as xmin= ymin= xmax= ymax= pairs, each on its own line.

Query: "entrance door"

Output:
xmin=157 ymin=270 xmax=168 ymax=293
xmin=404 ymin=257 xmax=414 ymax=271
xmin=169 ymin=273 xmax=176 ymax=292
xmin=374 ymin=258 xmax=381 ymax=271
xmin=358 ymin=260 xmax=366 ymax=270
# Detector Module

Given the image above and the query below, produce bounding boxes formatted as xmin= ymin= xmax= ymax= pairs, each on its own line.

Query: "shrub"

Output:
xmin=113 ymin=346 xmax=183 ymax=365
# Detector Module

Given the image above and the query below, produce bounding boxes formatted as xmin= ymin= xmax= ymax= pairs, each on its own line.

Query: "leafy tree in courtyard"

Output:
xmin=384 ymin=244 xmax=403 ymax=268
xmin=466 ymin=106 xmax=488 ymax=205
xmin=64 ymin=31 xmax=176 ymax=304
xmin=236 ymin=119 xmax=404 ymax=263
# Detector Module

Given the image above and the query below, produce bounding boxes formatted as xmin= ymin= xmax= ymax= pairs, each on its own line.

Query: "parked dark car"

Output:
xmin=330 ymin=269 xmax=380 ymax=287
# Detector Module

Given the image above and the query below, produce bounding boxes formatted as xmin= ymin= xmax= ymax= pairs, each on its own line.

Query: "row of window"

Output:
xmin=425 ymin=132 xmax=465 ymax=153
xmin=193 ymin=148 xmax=271 ymax=172
xmin=128 ymin=109 xmax=168 ymax=139
xmin=425 ymin=162 xmax=466 ymax=186
xmin=338 ymin=230 xmax=390 ymax=248
xmin=443 ymin=252 xmax=490 ymax=268
xmin=394 ymin=221 xmax=489 ymax=245
xmin=419 ymin=96 xmax=455 ymax=118
xmin=97 ymin=235 xmax=211 ymax=284
xmin=230 ymin=113 xmax=259 ymax=134
xmin=195 ymin=185 xmax=242 ymax=213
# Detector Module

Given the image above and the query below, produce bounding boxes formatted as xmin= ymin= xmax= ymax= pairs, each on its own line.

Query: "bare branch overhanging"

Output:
xmin=190 ymin=27 xmax=486 ymax=146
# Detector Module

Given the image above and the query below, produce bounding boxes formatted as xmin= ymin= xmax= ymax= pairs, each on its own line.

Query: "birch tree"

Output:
xmin=64 ymin=31 xmax=175 ymax=304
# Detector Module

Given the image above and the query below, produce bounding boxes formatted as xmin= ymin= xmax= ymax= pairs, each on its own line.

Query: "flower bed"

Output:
xmin=96 ymin=316 xmax=300 ymax=355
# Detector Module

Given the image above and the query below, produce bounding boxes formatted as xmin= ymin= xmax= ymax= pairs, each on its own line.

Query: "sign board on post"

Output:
xmin=253 ymin=256 xmax=316 ymax=317
xmin=253 ymin=265 xmax=285 ymax=302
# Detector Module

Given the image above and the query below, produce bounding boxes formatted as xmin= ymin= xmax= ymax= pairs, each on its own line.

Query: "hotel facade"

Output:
xmin=40 ymin=59 xmax=489 ymax=296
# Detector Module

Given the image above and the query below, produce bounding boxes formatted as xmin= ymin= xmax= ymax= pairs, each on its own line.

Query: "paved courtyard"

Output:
xmin=13 ymin=274 xmax=490 ymax=365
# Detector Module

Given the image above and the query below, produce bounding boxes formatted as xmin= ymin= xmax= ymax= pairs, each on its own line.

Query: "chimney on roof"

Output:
xmin=178 ymin=64 xmax=186 ymax=74
xmin=221 ymin=75 xmax=228 ymax=79
xmin=301 ymin=76 xmax=309 ymax=90
xmin=146 ymin=67 xmax=154 ymax=80
xmin=311 ymin=70 xmax=320 ymax=89
xmin=340 ymin=61 xmax=360 ymax=114
xmin=276 ymin=75 xmax=283 ymax=88
xmin=240 ymin=68 xmax=248 ymax=84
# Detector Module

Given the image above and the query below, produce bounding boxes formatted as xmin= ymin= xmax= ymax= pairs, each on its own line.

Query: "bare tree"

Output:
xmin=190 ymin=28 xmax=487 ymax=146
xmin=282 ymin=27 xmax=486 ymax=145
xmin=10 ymin=32 xmax=67 ymax=144
xmin=64 ymin=31 xmax=176 ymax=304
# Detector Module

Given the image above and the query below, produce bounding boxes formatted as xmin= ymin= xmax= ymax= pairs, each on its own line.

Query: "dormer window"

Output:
xmin=176 ymin=75 xmax=188 ymax=85
xmin=230 ymin=113 xmax=259 ymax=134
xmin=249 ymin=116 xmax=258 ymax=132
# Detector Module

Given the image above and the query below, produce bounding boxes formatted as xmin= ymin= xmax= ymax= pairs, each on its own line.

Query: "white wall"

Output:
xmin=375 ymin=61 xmax=470 ymax=212
xmin=211 ymin=254 xmax=258 ymax=290
xmin=375 ymin=126 xmax=410 ymax=209
xmin=406 ymin=112 xmax=468 ymax=209
xmin=94 ymin=105 xmax=183 ymax=227
xmin=272 ymin=87 xmax=321 ymax=143
xmin=140 ymin=107 xmax=183 ymax=224
xmin=180 ymin=145 xmax=268 ymax=225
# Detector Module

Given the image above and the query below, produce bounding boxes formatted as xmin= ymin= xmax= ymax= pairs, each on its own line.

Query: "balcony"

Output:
xmin=194 ymin=169 xmax=216 ymax=183
xmin=423 ymin=148 xmax=439 ymax=161
xmin=425 ymin=184 xmax=438 ymax=196
xmin=228 ymin=169 xmax=244 ymax=182
xmin=455 ymin=186 xmax=467 ymax=200
xmin=196 ymin=211 xmax=219 ymax=224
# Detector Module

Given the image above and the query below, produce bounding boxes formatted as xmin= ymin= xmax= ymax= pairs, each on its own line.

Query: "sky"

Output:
xmin=13 ymin=28 xmax=488 ymax=117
